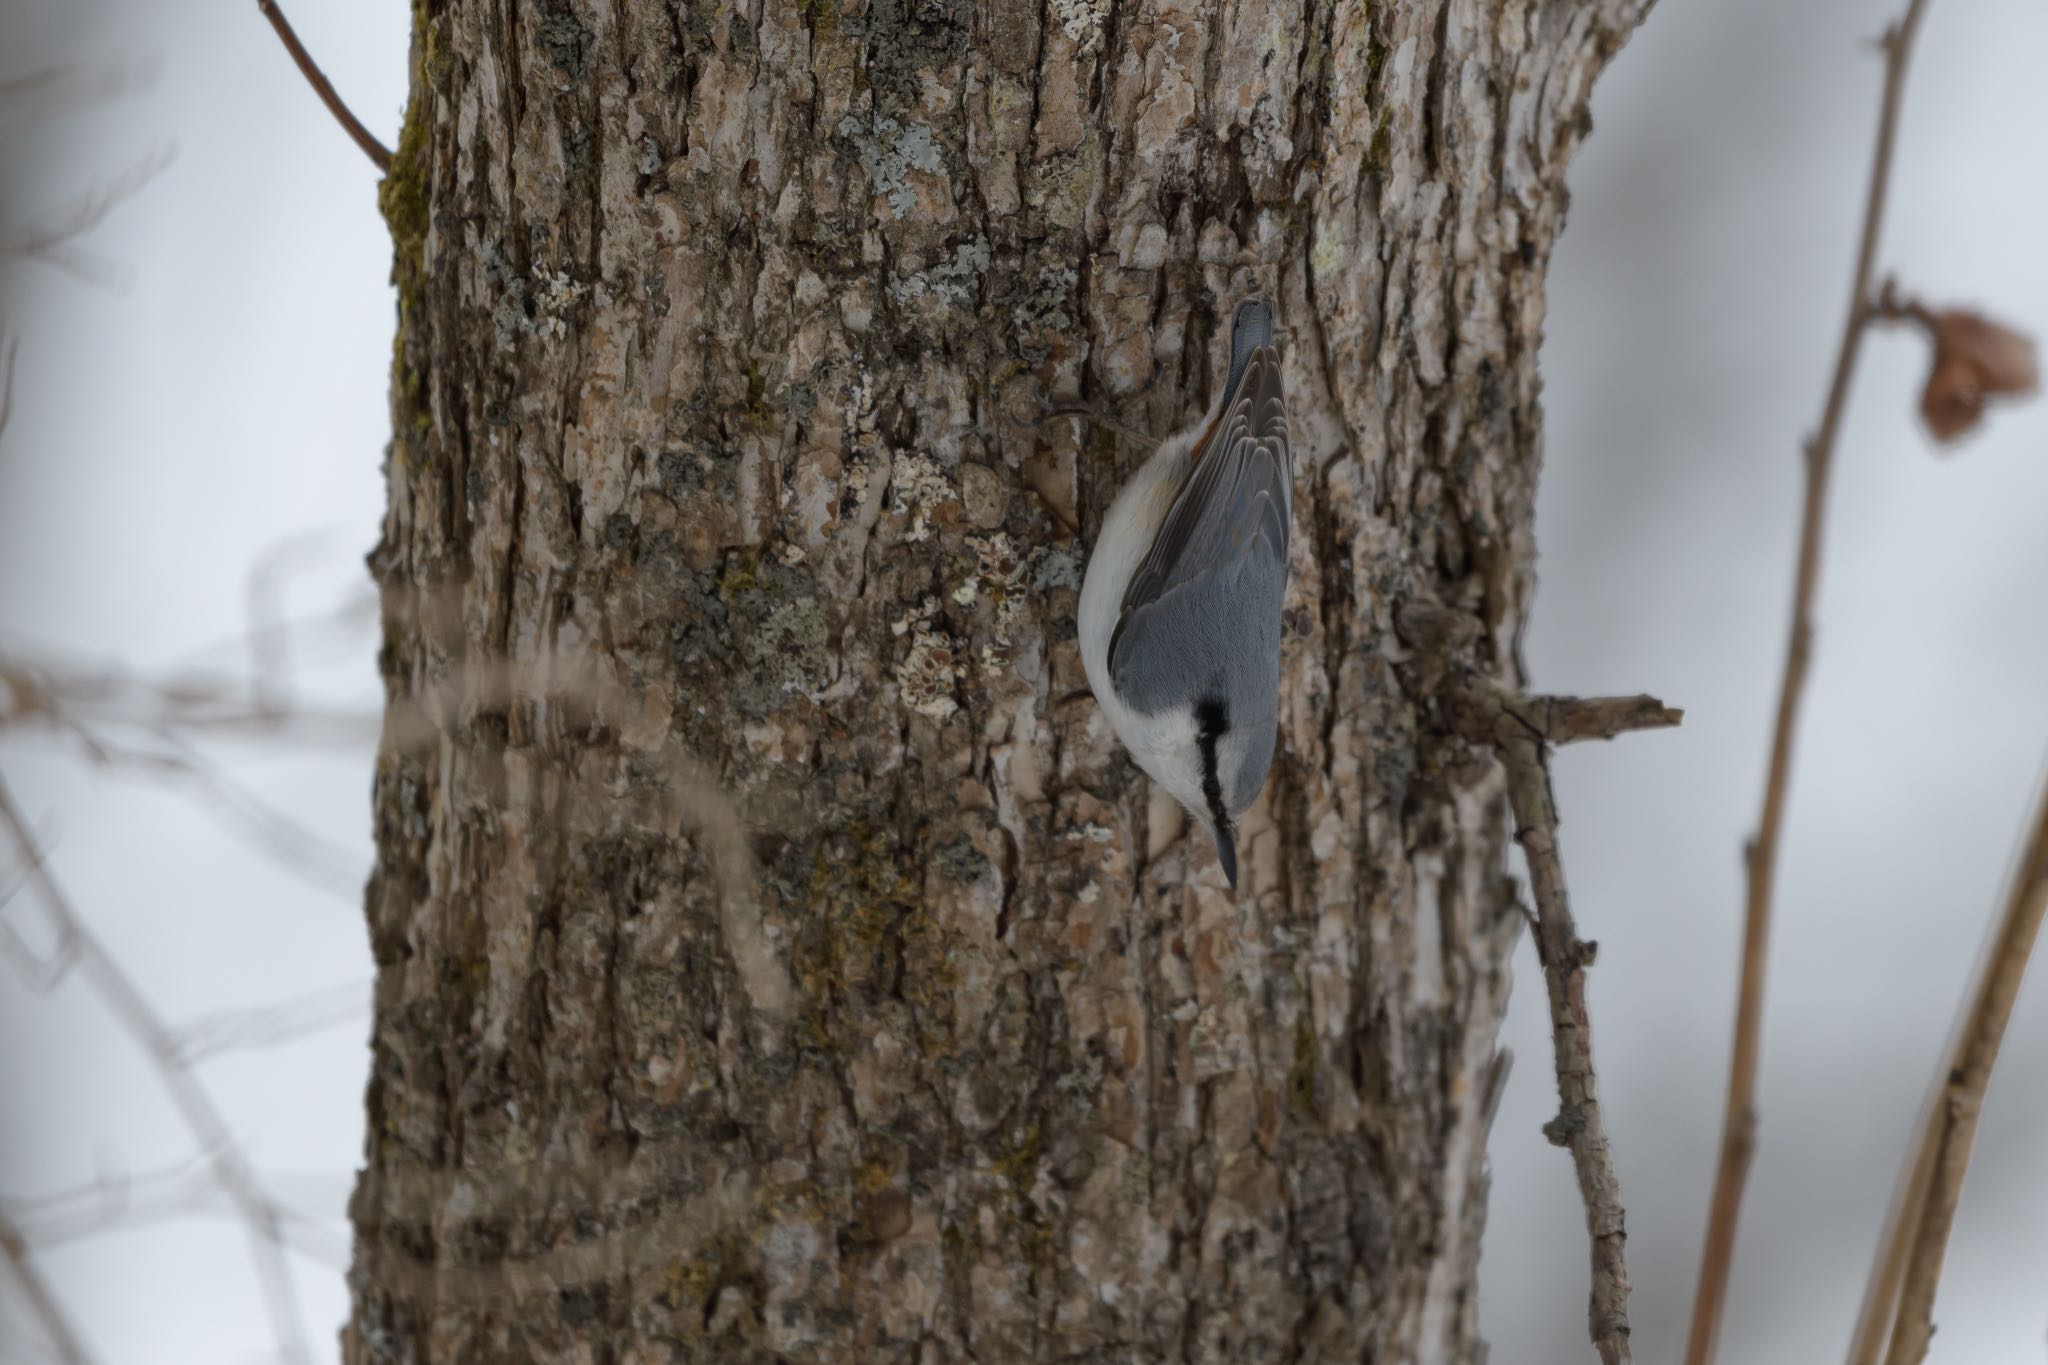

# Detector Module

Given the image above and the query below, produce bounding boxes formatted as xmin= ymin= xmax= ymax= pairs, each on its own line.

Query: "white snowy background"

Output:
xmin=2 ymin=2 xmax=2045 ymax=1362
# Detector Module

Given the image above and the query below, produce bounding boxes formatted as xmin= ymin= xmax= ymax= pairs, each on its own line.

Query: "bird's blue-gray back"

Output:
xmin=1108 ymin=344 xmax=1291 ymax=802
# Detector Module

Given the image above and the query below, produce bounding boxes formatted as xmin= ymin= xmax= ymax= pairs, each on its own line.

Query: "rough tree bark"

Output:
xmin=346 ymin=0 xmax=1650 ymax=1361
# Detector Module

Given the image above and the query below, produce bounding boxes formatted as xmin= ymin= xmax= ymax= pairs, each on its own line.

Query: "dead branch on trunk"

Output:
xmin=1439 ymin=665 xmax=1682 ymax=1365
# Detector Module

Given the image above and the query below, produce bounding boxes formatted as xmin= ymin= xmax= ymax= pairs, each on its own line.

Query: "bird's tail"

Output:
xmin=1222 ymin=293 xmax=1275 ymax=408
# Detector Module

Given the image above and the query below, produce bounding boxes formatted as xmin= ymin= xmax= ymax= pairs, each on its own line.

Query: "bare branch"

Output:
xmin=1457 ymin=686 xmax=1677 ymax=1365
xmin=0 ymin=332 xmax=18 ymax=440
xmin=241 ymin=533 xmax=338 ymax=717
xmin=1684 ymin=5 xmax=1934 ymax=1362
xmin=1869 ymin=775 xmax=2048 ymax=1365
xmin=7 ymin=1159 xmax=351 ymax=1272
xmin=169 ymin=981 xmax=367 ymax=1064
xmin=1868 ymin=277 xmax=1939 ymax=333
xmin=0 ymin=651 xmax=377 ymax=747
xmin=0 ymin=58 xmax=158 ymax=130
xmin=1500 ymin=692 xmax=1683 ymax=747
xmin=170 ymin=583 xmax=379 ymax=680
xmin=4 ymin=1150 xmax=215 ymax=1222
xmin=0 ymin=148 xmax=174 ymax=286
xmin=0 ymin=1208 xmax=97 ymax=1365
xmin=1847 ymin=1115 xmax=1941 ymax=1365
xmin=256 ymin=0 xmax=394 ymax=173
xmin=0 ymin=809 xmax=80 ymax=991
xmin=0 ymin=778 xmax=312 ymax=1365
xmin=0 ymin=650 xmax=371 ymax=892
xmin=55 ymin=716 xmax=365 ymax=893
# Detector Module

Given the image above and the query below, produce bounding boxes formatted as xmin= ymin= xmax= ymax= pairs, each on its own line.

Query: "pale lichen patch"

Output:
xmin=837 ymin=114 xmax=948 ymax=218
xmin=889 ymin=235 xmax=990 ymax=308
xmin=888 ymin=451 xmax=954 ymax=543
xmin=1011 ymin=264 xmax=1081 ymax=360
xmin=961 ymin=531 xmax=1028 ymax=676
xmin=1029 ymin=546 xmax=1082 ymax=592
xmin=1052 ymin=0 xmax=1110 ymax=49
xmin=892 ymin=596 xmax=962 ymax=721
xmin=531 ymin=264 xmax=588 ymax=341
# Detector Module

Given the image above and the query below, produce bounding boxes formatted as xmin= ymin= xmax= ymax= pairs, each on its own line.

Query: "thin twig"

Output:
xmin=0 ymin=778 xmax=312 ymax=1365
xmin=0 ymin=148 xmax=172 ymax=286
xmin=0 ymin=1208 xmax=97 ymax=1365
xmin=0 ymin=832 xmax=79 ymax=993
xmin=1014 ymin=400 xmax=1159 ymax=449
xmin=0 ymin=59 xmax=158 ymax=130
xmin=5 ymin=1150 xmax=217 ymax=1221
xmin=168 ymin=980 xmax=368 ymax=1064
xmin=1872 ymin=775 xmax=2048 ymax=1365
xmin=1844 ymin=758 xmax=2017 ymax=1365
xmin=0 ymin=332 xmax=18 ymax=440
xmin=1869 ymin=277 xmax=1940 ymax=334
xmin=1682 ymin=5 xmax=1933 ymax=1362
xmin=8 ymin=1161 xmax=352 ymax=1271
xmin=256 ymin=0 xmax=394 ymax=173
xmin=0 ymin=652 xmax=371 ymax=892
xmin=0 ymin=651 xmax=378 ymax=746
xmin=1464 ymin=688 xmax=1682 ymax=1365
xmin=1846 ymin=1121 xmax=1940 ymax=1365
xmin=1507 ymin=693 xmax=1683 ymax=746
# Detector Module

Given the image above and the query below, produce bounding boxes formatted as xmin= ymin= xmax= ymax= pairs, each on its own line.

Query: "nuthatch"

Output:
xmin=1077 ymin=294 xmax=1292 ymax=890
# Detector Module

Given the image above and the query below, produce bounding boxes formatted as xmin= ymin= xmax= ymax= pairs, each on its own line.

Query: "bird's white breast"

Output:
xmin=1077 ymin=434 xmax=1211 ymax=817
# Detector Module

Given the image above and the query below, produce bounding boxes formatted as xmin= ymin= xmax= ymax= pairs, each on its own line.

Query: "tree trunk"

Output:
xmin=346 ymin=0 xmax=1648 ymax=1360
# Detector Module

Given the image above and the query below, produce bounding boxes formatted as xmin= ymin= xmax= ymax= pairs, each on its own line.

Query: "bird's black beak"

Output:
xmin=1212 ymin=820 xmax=1238 ymax=891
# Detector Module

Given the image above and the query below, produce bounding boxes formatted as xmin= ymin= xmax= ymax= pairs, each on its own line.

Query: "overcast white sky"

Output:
xmin=3 ymin=2 xmax=2046 ymax=1362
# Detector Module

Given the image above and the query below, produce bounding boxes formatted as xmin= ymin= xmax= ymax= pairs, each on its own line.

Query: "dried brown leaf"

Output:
xmin=1919 ymin=309 xmax=2038 ymax=444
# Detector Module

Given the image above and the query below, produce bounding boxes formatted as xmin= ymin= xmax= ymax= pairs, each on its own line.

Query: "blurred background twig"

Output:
xmin=1 ymin=1206 xmax=97 ymax=1365
xmin=0 ymin=777 xmax=313 ymax=1365
xmin=1870 ymin=774 xmax=2048 ymax=1365
xmin=1683 ymin=4 xmax=1933 ymax=1359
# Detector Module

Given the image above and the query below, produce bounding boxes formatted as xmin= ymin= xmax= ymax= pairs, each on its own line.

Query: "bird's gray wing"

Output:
xmin=1108 ymin=346 xmax=1291 ymax=713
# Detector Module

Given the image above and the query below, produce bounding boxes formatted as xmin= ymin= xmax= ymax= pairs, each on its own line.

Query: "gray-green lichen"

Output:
xmin=1020 ymin=136 xmax=1100 ymax=230
xmin=890 ymin=235 xmax=990 ymax=308
xmin=1029 ymin=546 xmax=1081 ymax=592
xmin=720 ymin=555 xmax=835 ymax=714
xmin=837 ymin=115 xmax=947 ymax=218
xmin=1010 ymin=264 xmax=1081 ymax=336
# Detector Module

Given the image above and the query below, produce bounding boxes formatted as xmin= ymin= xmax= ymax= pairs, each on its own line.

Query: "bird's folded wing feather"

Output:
xmin=1108 ymin=347 xmax=1291 ymax=693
